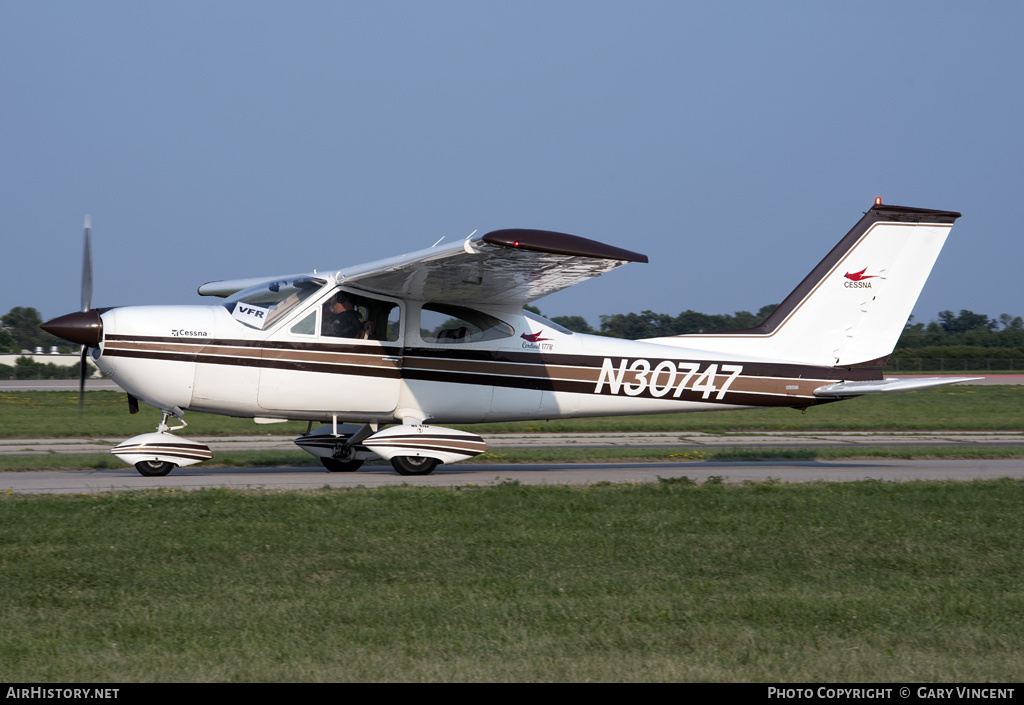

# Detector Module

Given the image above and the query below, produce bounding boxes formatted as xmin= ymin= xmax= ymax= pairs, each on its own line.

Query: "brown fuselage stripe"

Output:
xmin=105 ymin=335 xmax=879 ymax=378
xmin=105 ymin=346 xmax=403 ymax=380
xmin=102 ymin=338 xmax=882 ymax=407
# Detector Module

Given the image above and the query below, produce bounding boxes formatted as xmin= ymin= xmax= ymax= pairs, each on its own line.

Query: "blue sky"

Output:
xmin=3 ymin=1 xmax=1021 ymax=329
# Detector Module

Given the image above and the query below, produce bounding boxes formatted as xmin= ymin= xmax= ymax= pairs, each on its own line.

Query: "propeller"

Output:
xmin=81 ymin=215 xmax=93 ymax=313
xmin=74 ymin=216 xmax=94 ymax=430
xmin=41 ymin=218 xmax=139 ymax=421
xmin=39 ymin=217 xmax=104 ymax=430
xmin=79 ymin=216 xmax=92 ymax=423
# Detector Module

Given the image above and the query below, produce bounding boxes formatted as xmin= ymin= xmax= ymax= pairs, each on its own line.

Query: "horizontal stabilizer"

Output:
xmin=814 ymin=376 xmax=982 ymax=398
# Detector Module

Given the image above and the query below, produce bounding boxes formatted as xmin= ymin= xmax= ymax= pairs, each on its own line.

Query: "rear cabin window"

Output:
xmin=419 ymin=303 xmax=514 ymax=344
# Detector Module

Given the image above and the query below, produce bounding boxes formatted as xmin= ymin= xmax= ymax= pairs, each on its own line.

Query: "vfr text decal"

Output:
xmin=232 ymin=303 xmax=270 ymax=329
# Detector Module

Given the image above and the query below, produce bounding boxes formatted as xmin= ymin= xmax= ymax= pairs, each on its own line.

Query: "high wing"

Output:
xmin=336 ymin=229 xmax=647 ymax=305
xmin=198 ymin=229 xmax=647 ymax=305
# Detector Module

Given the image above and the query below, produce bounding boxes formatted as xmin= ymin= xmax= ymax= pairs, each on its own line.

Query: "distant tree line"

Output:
xmin=890 ymin=309 xmax=1024 ymax=362
xmin=0 ymin=307 xmax=83 ymax=380
xmin=0 ymin=307 xmax=73 ymax=354
xmin=3 ymin=304 xmax=1022 ymax=360
xmin=544 ymin=305 xmax=780 ymax=339
xmin=541 ymin=306 xmax=1024 ymax=359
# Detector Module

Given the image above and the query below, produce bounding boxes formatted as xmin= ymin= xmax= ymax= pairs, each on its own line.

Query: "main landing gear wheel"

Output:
xmin=390 ymin=456 xmax=439 ymax=476
xmin=320 ymin=458 xmax=364 ymax=472
xmin=135 ymin=460 xmax=176 ymax=477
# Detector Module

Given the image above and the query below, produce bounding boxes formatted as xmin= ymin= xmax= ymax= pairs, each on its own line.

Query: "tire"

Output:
xmin=320 ymin=457 xmax=364 ymax=473
xmin=135 ymin=460 xmax=176 ymax=477
xmin=390 ymin=456 xmax=439 ymax=476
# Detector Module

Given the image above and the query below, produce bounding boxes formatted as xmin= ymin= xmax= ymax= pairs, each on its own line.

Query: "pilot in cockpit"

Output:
xmin=323 ymin=293 xmax=376 ymax=339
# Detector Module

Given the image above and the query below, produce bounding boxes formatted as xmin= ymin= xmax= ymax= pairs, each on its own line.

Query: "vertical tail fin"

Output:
xmin=653 ymin=203 xmax=961 ymax=367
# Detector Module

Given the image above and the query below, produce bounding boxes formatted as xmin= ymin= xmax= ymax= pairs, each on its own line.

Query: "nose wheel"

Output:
xmin=134 ymin=460 xmax=176 ymax=477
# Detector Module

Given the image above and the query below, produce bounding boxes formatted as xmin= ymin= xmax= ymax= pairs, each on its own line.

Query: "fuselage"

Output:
xmin=90 ymin=279 xmax=876 ymax=426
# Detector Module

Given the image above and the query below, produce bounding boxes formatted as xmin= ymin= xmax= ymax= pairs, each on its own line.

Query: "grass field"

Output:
xmin=3 ymin=386 xmax=1022 ymax=682
xmin=2 ymin=480 xmax=1023 ymax=682
xmin=1 ymin=385 xmax=1022 ymax=439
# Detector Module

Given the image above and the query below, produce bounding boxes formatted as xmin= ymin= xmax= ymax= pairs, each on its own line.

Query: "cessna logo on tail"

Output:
xmin=844 ymin=267 xmax=878 ymax=288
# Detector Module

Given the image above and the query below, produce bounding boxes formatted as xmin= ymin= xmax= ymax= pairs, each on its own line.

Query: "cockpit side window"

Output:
xmin=321 ymin=290 xmax=401 ymax=342
xmin=420 ymin=303 xmax=514 ymax=344
xmin=290 ymin=310 xmax=318 ymax=336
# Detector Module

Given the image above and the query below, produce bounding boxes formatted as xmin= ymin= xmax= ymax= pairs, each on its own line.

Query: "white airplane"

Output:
xmin=42 ymin=201 xmax=976 ymax=477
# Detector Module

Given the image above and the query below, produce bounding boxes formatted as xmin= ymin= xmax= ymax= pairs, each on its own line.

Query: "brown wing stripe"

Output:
xmin=482 ymin=229 xmax=648 ymax=263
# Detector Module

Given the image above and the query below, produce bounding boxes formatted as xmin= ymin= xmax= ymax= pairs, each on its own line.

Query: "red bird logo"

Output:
xmin=844 ymin=268 xmax=878 ymax=281
xmin=521 ymin=331 xmax=552 ymax=343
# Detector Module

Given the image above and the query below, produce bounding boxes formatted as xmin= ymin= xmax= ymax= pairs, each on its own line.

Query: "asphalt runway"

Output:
xmin=0 ymin=379 xmax=124 ymax=391
xmin=4 ymin=430 xmax=1022 ymax=458
xmin=3 ymin=458 xmax=1023 ymax=494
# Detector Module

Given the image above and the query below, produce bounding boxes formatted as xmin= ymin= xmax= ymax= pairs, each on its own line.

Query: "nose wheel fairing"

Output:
xmin=111 ymin=432 xmax=213 ymax=473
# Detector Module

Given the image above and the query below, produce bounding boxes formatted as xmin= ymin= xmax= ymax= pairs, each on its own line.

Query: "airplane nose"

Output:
xmin=41 ymin=309 xmax=104 ymax=347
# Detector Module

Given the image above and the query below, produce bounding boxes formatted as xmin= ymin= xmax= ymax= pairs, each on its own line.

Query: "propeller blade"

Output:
xmin=81 ymin=215 xmax=93 ymax=312
xmin=78 ymin=345 xmax=88 ymax=431
xmin=78 ymin=216 xmax=93 ymax=433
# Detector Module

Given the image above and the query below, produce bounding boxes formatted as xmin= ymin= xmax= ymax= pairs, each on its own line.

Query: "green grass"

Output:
xmin=1 ymin=385 xmax=1022 ymax=438
xmin=0 ymin=391 xmax=313 ymax=438
xmin=2 ymin=480 xmax=1023 ymax=681
xmin=4 ymin=384 xmax=1022 ymax=681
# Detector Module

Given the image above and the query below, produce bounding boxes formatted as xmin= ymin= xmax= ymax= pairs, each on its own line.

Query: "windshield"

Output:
xmin=224 ymin=276 xmax=328 ymax=330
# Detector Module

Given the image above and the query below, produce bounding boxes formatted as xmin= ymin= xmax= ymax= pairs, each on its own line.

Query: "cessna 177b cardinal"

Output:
xmin=42 ymin=202 xmax=976 ymax=477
